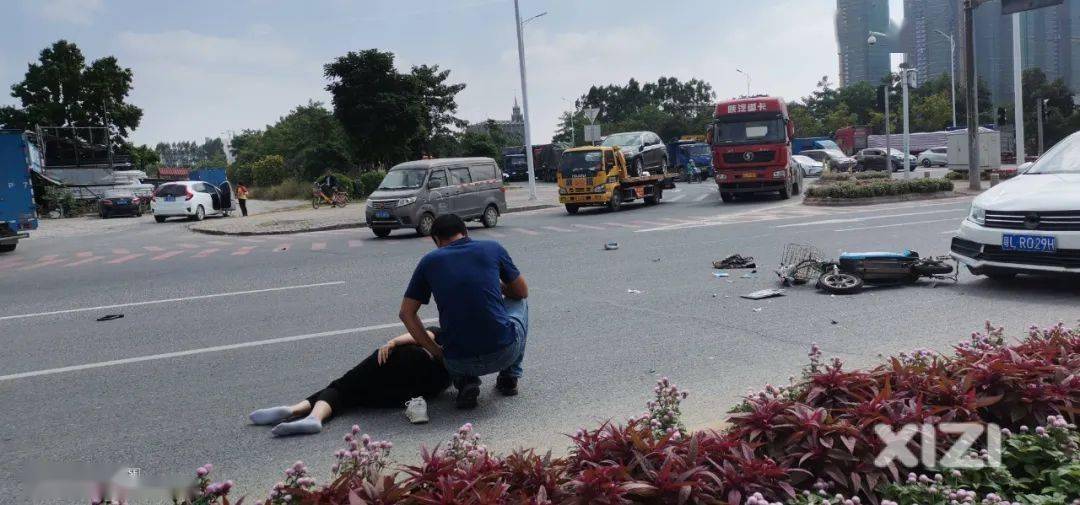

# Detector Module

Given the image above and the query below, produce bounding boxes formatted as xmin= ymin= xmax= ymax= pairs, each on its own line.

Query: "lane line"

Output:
xmin=693 ymin=194 xmax=710 ymax=202
xmin=775 ymin=208 xmax=965 ymax=228
xmin=151 ymin=250 xmax=185 ymax=261
xmin=0 ymin=281 xmax=346 ymax=322
xmin=178 ymin=243 xmax=198 ymax=250
xmin=606 ymin=222 xmax=639 ymax=228
xmin=0 ymin=260 xmax=25 ymax=271
xmin=636 ymin=200 xmax=805 ymax=232
xmin=311 ymin=242 xmax=327 ymax=251
xmin=19 ymin=258 xmax=67 ymax=271
xmin=572 ymin=224 xmax=606 ymax=231
xmin=511 ymin=228 xmax=540 ymax=236
xmin=64 ymin=256 xmax=103 ymax=268
xmin=75 ymin=251 xmax=94 ymax=258
xmin=143 ymin=246 xmax=165 ymax=252
xmin=835 ymin=218 xmax=959 ymax=232
xmin=112 ymin=248 xmax=131 ymax=255
xmin=541 ymin=226 xmax=575 ymax=233
xmin=208 ymin=240 xmax=231 ymax=246
xmin=666 ymin=194 xmax=687 ymax=202
xmin=630 ymin=220 xmax=668 ymax=227
xmin=940 ymin=229 xmax=960 ymax=234
xmin=232 ymin=246 xmax=255 ymax=256
xmin=0 ymin=317 xmax=436 ymax=382
xmin=107 ymin=253 xmax=145 ymax=265
xmin=347 ymin=240 xmax=364 ymax=248
xmin=192 ymin=248 xmax=220 ymax=258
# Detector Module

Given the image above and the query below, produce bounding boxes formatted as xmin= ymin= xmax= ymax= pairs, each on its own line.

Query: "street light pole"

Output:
xmin=964 ymin=0 xmax=981 ymax=190
xmin=884 ymin=81 xmax=891 ymax=160
xmin=1012 ymin=14 xmax=1026 ymax=165
xmin=1037 ymin=98 xmax=1046 ymax=154
xmin=513 ymin=0 xmax=539 ymax=200
xmin=736 ymin=68 xmax=751 ymax=97
xmin=936 ymin=29 xmax=958 ymax=128
xmin=901 ymin=65 xmax=912 ymax=178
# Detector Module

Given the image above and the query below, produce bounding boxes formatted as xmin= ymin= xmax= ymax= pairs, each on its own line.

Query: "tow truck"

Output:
xmin=557 ymin=145 xmax=676 ymax=214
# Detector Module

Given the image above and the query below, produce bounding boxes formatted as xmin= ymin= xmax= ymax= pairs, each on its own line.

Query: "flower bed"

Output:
xmin=805 ymin=178 xmax=954 ymax=200
xmin=176 ymin=324 xmax=1078 ymax=505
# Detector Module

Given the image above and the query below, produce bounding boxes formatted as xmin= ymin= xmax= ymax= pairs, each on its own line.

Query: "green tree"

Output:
xmin=1021 ymin=68 xmax=1076 ymax=151
xmin=250 ymin=154 xmax=287 ymax=187
xmin=911 ymin=91 xmax=953 ymax=132
xmin=128 ymin=144 xmax=160 ymax=175
xmin=0 ymin=40 xmax=142 ymax=138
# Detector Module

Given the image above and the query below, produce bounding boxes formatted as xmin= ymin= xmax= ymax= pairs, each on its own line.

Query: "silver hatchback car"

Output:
xmin=365 ymin=157 xmax=507 ymax=238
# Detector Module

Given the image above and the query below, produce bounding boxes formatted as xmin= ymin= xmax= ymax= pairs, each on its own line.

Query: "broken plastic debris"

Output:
xmin=713 ymin=254 xmax=757 ymax=269
xmin=604 ymin=242 xmax=619 ymax=251
xmin=741 ymin=289 xmax=786 ymax=300
xmin=96 ymin=314 xmax=124 ymax=322
xmin=713 ymin=272 xmax=729 ymax=278
xmin=627 ymin=289 xmax=643 ymax=294
xmin=752 ymin=307 xmax=764 ymax=312
xmin=741 ymin=273 xmax=754 ymax=279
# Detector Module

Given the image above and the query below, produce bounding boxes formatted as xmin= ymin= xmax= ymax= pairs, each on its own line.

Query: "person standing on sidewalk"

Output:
xmin=236 ymin=183 xmax=249 ymax=217
xmin=398 ymin=214 xmax=529 ymax=409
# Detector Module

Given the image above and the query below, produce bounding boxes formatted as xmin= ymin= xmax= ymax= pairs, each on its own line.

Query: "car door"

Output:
xmin=864 ymin=149 xmax=882 ymax=170
xmin=447 ymin=166 xmax=478 ymax=217
xmin=468 ymin=162 xmax=502 ymax=212
xmin=646 ymin=133 xmax=663 ymax=171
xmin=425 ymin=169 xmax=452 ymax=216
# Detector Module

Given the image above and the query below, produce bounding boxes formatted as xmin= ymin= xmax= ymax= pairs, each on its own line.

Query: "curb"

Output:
xmin=189 ymin=203 xmax=559 ymax=236
xmin=802 ymin=191 xmax=959 ymax=207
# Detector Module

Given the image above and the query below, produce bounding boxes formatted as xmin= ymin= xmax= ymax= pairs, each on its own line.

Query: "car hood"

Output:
xmin=975 ymin=173 xmax=1080 ymax=211
xmin=368 ymin=188 xmax=419 ymax=201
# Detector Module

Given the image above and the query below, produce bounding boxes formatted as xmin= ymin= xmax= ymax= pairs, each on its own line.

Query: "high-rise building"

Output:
xmin=901 ymin=0 xmax=960 ymax=87
xmin=836 ymin=0 xmax=892 ymax=87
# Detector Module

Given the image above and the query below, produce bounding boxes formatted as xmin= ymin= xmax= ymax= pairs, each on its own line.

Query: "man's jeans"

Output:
xmin=443 ymin=298 xmax=528 ymax=389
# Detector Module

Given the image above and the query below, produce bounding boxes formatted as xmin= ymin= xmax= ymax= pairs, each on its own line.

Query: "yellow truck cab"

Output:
xmin=557 ymin=146 xmax=676 ymax=214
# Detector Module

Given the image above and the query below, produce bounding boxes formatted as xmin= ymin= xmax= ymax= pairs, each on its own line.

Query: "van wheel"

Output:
xmin=720 ymin=192 xmax=734 ymax=203
xmin=193 ymin=206 xmax=205 ymax=221
xmin=565 ymin=204 xmax=580 ymax=214
xmin=481 ymin=205 xmax=499 ymax=228
xmin=155 ymin=216 xmax=167 ymax=223
xmin=416 ymin=213 xmax=435 ymax=237
xmin=372 ymin=227 xmax=391 ymax=238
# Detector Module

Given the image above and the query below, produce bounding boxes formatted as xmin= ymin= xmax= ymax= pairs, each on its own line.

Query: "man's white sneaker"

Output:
xmin=405 ymin=397 xmax=429 ymax=424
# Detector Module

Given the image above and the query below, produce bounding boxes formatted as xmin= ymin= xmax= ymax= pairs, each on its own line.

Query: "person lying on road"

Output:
xmin=399 ymin=214 xmax=529 ymax=410
xmin=248 ymin=328 xmax=449 ymax=436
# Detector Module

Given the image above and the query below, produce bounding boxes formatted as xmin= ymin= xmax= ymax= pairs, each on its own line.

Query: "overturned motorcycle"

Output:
xmin=776 ymin=243 xmax=958 ymax=294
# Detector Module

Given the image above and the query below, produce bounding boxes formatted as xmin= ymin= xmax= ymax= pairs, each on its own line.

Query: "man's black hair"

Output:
xmin=431 ymin=214 xmax=467 ymax=241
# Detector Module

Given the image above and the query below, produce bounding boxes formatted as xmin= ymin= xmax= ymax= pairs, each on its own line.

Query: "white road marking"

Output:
xmin=666 ymin=194 xmax=687 ymax=202
xmin=143 ymin=246 xmax=165 ymax=252
xmin=572 ymin=224 xmax=606 ymax=231
xmin=636 ymin=200 xmax=805 ymax=232
xmin=311 ymin=242 xmax=327 ymax=251
xmin=940 ymin=229 xmax=960 ymax=234
xmin=232 ymin=246 xmax=255 ymax=256
xmin=693 ymin=193 xmax=710 ymax=202
xmin=64 ymin=256 xmax=103 ymax=268
xmin=511 ymin=228 xmax=540 ymax=235
xmin=835 ymin=218 xmax=959 ymax=232
xmin=775 ymin=208 xmax=965 ymax=228
xmin=107 ymin=253 xmax=144 ymax=265
xmin=347 ymin=240 xmax=364 ymax=248
xmin=541 ymin=226 xmax=575 ymax=233
xmin=0 ymin=317 xmax=436 ymax=382
xmin=0 ymin=281 xmax=346 ymax=322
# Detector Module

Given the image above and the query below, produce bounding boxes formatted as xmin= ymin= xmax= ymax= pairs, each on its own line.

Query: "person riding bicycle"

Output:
xmin=317 ymin=170 xmax=338 ymax=203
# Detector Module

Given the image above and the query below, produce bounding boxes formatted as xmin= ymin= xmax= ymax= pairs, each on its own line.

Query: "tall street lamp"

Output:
xmin=561 ymin=97 xmax=575 ymax=146
xmin=735 ymin=68 xmax=751 ymax=97
xmin=513 ymin=2 xmax=546 ymax=201
xmin=935 ymin=29 xmax=958 ymax=128
xmin=869 ymin=30 xmax=914 ymax=178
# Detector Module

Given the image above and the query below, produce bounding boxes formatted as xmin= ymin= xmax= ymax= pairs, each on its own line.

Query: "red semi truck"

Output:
xmin=707 ymin=97 xmax=802 ymax=202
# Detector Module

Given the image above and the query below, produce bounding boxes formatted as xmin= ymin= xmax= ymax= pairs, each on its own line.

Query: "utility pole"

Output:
xmin=884 ymin=82 xmax=891 ymax=159
xmin=513 ymin=0 xmax=537 ymax=200
xmin=901 ymin=65 xmax=913 ymax=178
xmin=1037 ymin=98 xmax=1046 ymax=154
xmin=736 ymin=68 xmax=751 ymax=97
xmin=1012 ymin=14 xmax=1026 ymax=165
xmin=936 ymin=29 xmax=958 ymax=128
xmin=964 ymin=0 xmax=981 ymax=190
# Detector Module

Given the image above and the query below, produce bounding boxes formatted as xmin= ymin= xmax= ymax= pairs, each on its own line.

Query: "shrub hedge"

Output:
xmin=177 ymin=324 xmax=1078 ymax=505
xmin=806 ymin=178 xmax=953 ymax=199
xmin=358 ymin=170 xmax=386 ymax=198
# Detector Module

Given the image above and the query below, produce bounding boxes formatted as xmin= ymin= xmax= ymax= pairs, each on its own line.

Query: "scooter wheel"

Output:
xmin=817 ymin=272 xmax=864 ymax=294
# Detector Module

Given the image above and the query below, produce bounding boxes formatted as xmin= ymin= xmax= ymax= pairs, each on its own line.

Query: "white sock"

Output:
xmin=249 ymin=406 xmax=292 ymax=425
xmin=271 ymin=416 xmax=323 ymax=437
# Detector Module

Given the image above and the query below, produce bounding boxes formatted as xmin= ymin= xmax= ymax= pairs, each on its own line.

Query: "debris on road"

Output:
xmin=651 ymin=257 xmax=661 ymax=262
xmin=752 ymin=307 xmax=763 ymax=312
xmin=96 ymin=314 xmax=124 ymax=322
xmin=604 ymin=242 xmax=619 ymax=251
xmin=741 ymin=289 xmax=786 ymax=300
xmin=713 ymin=254 xmax=756 ymax=269
xmin=627 ymin=289 xmax=643 ymax=294
xmin=740 ymin=273 xmax=755 ymax=279
xmin=831 ymin=320 xmax=839 ymax=325
xmin=713 ymin=272 xmax=729 ymax=278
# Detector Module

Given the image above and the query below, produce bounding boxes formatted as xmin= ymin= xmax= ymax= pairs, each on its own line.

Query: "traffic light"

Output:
xmin=997 ymin=107 xmax=1008 ymax=124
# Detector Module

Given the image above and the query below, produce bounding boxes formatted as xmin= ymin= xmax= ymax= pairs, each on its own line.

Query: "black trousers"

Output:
xmin=238 ymin=199 xmax=248 ymax=216
xmin=305 ymin=345 xmax=449 ymax=419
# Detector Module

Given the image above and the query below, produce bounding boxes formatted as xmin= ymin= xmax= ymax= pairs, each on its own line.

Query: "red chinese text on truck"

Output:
xmin=706 ymin=96 xmax=803 ymax=203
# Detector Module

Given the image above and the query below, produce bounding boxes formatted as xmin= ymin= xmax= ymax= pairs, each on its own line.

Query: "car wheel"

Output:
xmin=372 ymin=227 xmax=392 ymax=238
xmin=193 ymin=205 xmax=205 ymax=221
xmin=100 ymin=211 xmax=108 ymax=219
xmin=922 ymin=158 xmax=932 ymax=167
xmin=481 ymin=205 xmax=499 ymax=228
xmin=155 ymin=216 xmax=167 ymax=223
xmin=0 ymin=243 xmax=16 ymax=253
xmin=633 ymin=158 xmax=643 ymax=177
xmin=720 ymin=192 xmax=734 ymax=203
xmin=660 ymin=156 xmax=669 ymax=174
xmin=778 ymin=182 xmax=791 ymax=200
xmin=416 ymin=213 xmax=435 ymax=236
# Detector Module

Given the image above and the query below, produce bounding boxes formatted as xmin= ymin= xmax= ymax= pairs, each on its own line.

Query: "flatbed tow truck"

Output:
xmin=556 ymin=145 xmax=676 ymax=214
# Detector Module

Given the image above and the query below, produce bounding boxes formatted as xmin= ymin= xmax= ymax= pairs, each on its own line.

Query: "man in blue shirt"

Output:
xmin=400 ymin=214 xmax=529 ymax=409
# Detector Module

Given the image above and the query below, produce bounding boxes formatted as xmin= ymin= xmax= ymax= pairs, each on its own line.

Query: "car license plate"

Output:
xmin=742 ymin=173 xmax=757 ymax=179
xmin=165 ymin=196 xmax=175 ymax=202
xmin=1001 ymin=234 xmax=1056 ymax=253
xmin=375 ymin=210 xmax=391 ymax=219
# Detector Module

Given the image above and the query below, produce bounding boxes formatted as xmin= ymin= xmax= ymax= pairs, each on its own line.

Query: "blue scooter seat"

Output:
xmin=839 ymin=250 xmax=917 ymax=260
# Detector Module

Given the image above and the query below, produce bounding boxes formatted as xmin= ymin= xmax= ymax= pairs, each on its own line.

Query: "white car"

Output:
xmin=951 ymin=131 xmax=1080 ymax=279
xmin=792 ymin=155 xmax=824 ymax=177
xmin=151 ymin=181 xmax=235 ymax=223
xmin=917 ymin=147 xmax=948 ymax=167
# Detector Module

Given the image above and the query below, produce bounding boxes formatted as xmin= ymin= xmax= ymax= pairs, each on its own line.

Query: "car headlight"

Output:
xmin=593 ymin=185 xmax=606 ymax=193
xmin=967 ymin=204 xmax=985 ymax=225
xmin=716 ymin=173 xmax=728 ymax=180
xmin=365 ymin=200 xmax=374 ymax=209
xmin=772 ymin=170 xmax=786 ymax=178
xmin=396 ymin=196 xmax=417 ymax=207
xmin=558 ymin=188 xmax=567 ymax=195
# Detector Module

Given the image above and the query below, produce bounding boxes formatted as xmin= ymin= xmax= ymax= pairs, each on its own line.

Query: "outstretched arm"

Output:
xmin=398 ymin=297 xmax=442 ymax=360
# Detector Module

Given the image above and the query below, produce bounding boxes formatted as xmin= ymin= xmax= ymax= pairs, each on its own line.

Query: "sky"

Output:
xmin=0 ymin=0 xmax=905 ymax=147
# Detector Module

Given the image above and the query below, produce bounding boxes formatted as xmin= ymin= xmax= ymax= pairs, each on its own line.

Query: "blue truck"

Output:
xmin=666 ymin=139 xmax=713 ymax=179
xmin=791 ymin=136 xmax=842 ymax=155
xmin=0 ymin=130 xmax=40 ymax=253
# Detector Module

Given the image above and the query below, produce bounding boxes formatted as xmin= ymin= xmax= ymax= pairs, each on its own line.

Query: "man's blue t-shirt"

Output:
xmin=404 ymin=237 xmax=521 ymax=359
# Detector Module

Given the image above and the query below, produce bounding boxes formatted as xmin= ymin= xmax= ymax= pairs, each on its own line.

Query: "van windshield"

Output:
xmin=379 ymin=168 xmax=428 ymax=190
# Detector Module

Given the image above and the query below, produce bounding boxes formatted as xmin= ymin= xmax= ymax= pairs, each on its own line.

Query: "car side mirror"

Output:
xmin=706 ymin=125 xmax=715 ymax=145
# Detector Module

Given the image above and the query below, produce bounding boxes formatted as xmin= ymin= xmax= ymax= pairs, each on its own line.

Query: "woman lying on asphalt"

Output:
xmin=249 ymin=327 xmax=450 ymax=436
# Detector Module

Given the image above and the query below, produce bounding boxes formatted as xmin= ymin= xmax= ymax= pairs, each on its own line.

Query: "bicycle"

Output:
xmin=312 ymin=185 xmax=349 ymax=209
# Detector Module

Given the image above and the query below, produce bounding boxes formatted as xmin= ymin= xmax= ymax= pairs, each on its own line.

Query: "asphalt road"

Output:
xmin=3 ymin=180 xmax=1078 ymax=502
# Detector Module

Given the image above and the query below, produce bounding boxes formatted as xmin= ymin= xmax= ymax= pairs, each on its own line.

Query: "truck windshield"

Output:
xmin=714 ymin=118 xmax=786 ymax=145
xmin=378 ymin=168 xmax=428 ymax=190
xmin=681 ymin=144 xmax=710 ymax=157
xmin=560 ymin=151 xmax=604 ymax=177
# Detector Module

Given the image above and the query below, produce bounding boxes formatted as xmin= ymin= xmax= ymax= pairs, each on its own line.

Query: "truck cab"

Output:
xmin=707 ymin=97 xmax=802 ymax=202
xmin=0 ymin=130 xmax=40 ymax=253
xmin=557 ymin=146 xmax=671 ymax=214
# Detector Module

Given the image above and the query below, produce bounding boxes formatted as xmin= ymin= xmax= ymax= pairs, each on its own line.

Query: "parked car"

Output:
xmin=791 ymin=155 xmax=824 ymax=177
xmin=886 ymin=148 xmax=918 ymax=171
xmin=365 ymin=157 xmax=507 ymax=238
xmin=917 ymin=146 xmax=948 ymax=167
xmin=854 ymin=148 xmax=898 ymax=171
xmin=600 ymin=131 xmax=669 ymax=177
xmin=801 ymin=149 xmax=856 ymax=172
xmin=151 ymin=180 xmax=235 ymax=222
xmin=951 ymin=130 xmax=1080 ymax=279
xmin=98 ymin=189 xmax=143 ymax=219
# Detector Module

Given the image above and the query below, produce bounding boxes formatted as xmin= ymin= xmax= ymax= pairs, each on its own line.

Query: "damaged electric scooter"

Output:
xmin=775 ymin=243 xmax=958 ymax=294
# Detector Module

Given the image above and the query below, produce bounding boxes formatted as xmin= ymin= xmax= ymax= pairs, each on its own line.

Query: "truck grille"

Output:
xmin=984 ymin=210 xmax=1080 ymax=231
xmin=369 ymin=200 xmax=396 ymax=210
xmin=722 ymin=151 xmax=776 ymax=164
xmin=952 ymin=237 xmax=1080 ymax=269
